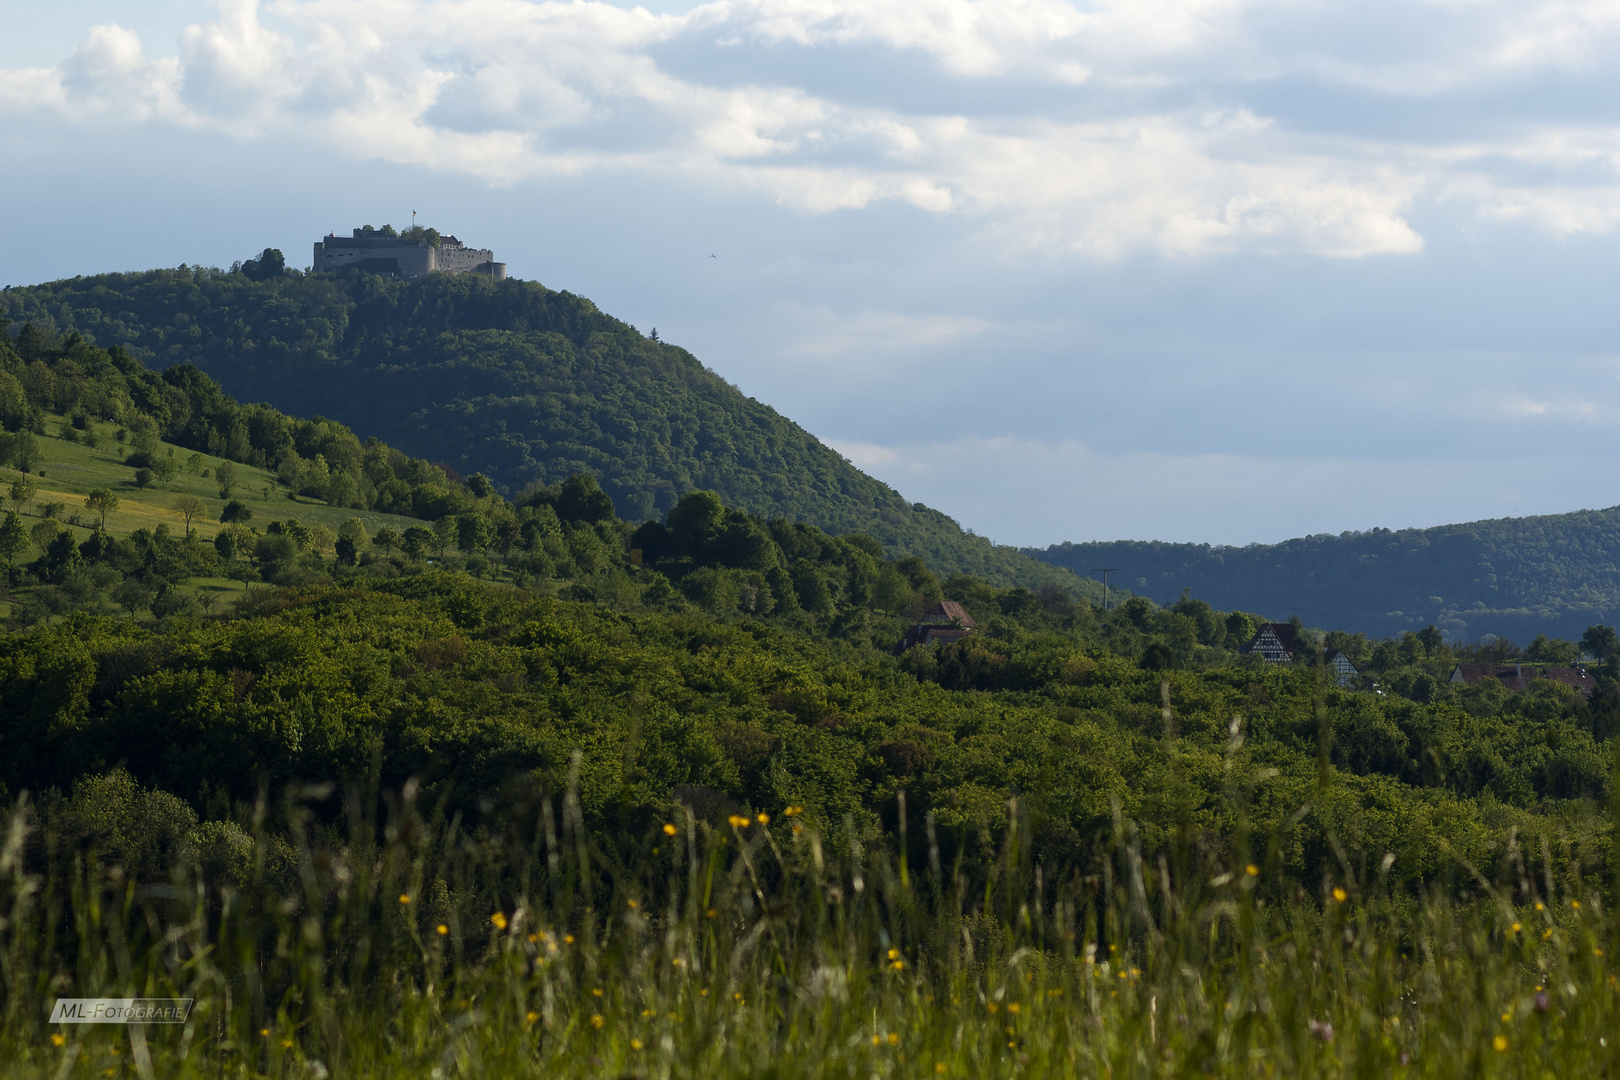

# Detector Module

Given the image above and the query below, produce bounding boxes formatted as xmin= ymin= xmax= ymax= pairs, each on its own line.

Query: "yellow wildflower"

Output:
xmin=1245 ymin=864 xmax=1259 ymax=877
xmin=663 ymin=823 xmax=677 ymax=836
xmin=590 ymin=1014 xmax=604 ymax=1029
xmin=1493 ymin=1036 xmax=1508 ymax=1052
xmin=1332 ymin=887 xmax=1347 ymax=903
xmin=398 ymin=894 xmax=411 ymax=904
xmin=436 ymin=924 xmax=449 ymax=936
xmin=491 ymin=912 xmax=508 ymax=930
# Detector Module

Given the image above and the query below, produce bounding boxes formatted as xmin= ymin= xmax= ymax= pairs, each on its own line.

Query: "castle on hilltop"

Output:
xmin=313 ymin=227 xmax=507 ymax=280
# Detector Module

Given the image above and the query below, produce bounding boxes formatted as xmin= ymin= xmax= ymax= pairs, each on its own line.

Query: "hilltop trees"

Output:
xmin=240 ymin=248 xmax=285 ymax=281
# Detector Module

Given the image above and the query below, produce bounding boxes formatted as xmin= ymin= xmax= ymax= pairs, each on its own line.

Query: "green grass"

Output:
xmin=1 ymin=772 xmax=1615 ymax=1079
xmin=3 ymin=415 xmax=428 ymax=558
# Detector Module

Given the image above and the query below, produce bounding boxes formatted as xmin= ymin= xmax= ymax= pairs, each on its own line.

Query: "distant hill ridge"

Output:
xmin=0 ymin=266 xmax=1090 ymax=594
xmin=1030 ymin=506 xmax=1620 ymax=642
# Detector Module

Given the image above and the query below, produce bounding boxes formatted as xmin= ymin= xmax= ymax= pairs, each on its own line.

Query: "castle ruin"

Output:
xmin=313 ymin=229 xmax=507 ymax=280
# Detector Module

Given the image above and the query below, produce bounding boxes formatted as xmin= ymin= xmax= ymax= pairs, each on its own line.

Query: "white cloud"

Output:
xmin=787 ymin=308 xmax=992 ymax=356
xmin=821 ymin=438 xmax=899 ymax=467
xmin=7 ymin=0 xmax=1620 ymax=255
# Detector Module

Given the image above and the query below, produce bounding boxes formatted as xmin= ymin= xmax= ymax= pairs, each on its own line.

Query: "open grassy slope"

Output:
xmin=0 ymin=415 xmax=427 ymax=615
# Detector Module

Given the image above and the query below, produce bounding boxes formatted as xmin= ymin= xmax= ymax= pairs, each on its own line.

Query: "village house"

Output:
xmin=1448 ymin=663 xmax=1596 ymax=701
xmin=899 ymin=600 xmax=975 ymax=651
xmin=1240 ymin=622 xmax=1297 ymax=663
xmin=1322 ymin=648 xmax=1360 ymax=688
xmin=1242 ymin=624 xmax=1362 ymax=687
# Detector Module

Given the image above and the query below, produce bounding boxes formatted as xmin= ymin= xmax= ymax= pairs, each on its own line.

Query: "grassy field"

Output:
xmin=1 ymin=771 xmax=1615 ymax=1080
xmin=1 ymin=416 xmax=431 ymax=615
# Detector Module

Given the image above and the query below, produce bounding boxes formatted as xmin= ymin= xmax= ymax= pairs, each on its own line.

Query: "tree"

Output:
xmin=372 ymin=526 xmax=401 ymax=555
xmin=456 ymin=512 xmax=492 ymax=554
xmin=1525 ymin=634 xmax=1579 ymax=665
xmin=467 ymin=473 xmax=496 ymax=500
xmin=85 ymin=488 xmax=119 ymax=528
xmin=0 ymin=512 xmax=25 ymax=569
xmin=241 ymin=248 xmax=286 ymax=281
xmin=38 ymin=530 xmax=82 ymax=584
xmin=112 ymin=576 xmax=157 ymax=619
xmin=272 ymin=518 xmax=312 ymax=550
xmin=1416 ymin=625 xmax=1444 ymax=657
xmin=151 ymin=452 xmax=179 ymax=489
xmin=668 ymin=490 xmax=726 ymax=555
xmin=1581 ymin=624 xmax=1619 ymax=661
xmin=555 ymin=474 xmax=617 ymax=524
xmin=308 ymin=524 xmax=335 ymax=554
xmin=134 ymin=468 xmax=154 ymax=489
xmin=431 ymin=517 xmax=455 ymax=557
xmin=12 ymin=431 xmax=38 ymax=473
xmin=277 ymin=451 xmax=304 ymax=494
xmin=216 ymin=460 xmax=238 ymax=499
xmin=402 ymin=526 xmax=434 ymax=559
xmin=185 ymin=452 xmax=205 ymax=475
xmin=30 ymin=520 xmax=59 ymax=554
xmin=8 ymin=475 xmax=35 ymax=514
xmin=254 ymin=533 xmax=299 ymax=580
xmin=220 ymin=500 xmax=252 ymax=523
xmin=173 ymin=495 xmax=207 ymax=538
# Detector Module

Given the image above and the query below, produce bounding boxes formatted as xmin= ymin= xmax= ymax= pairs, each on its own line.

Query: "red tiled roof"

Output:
xmin=1450 ymin=664 xmax=1595 ymax=699
xmin=925 ymin=600 xmax=974 ymax=628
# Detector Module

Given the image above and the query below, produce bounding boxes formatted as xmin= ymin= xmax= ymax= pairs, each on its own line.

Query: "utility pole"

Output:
xmin=1090 ymin=568 xmax=1121 ymax=612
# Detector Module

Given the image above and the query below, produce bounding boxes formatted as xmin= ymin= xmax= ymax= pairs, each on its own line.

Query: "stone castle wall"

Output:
xmin=312 ymin=231 xmax=507 ymax=280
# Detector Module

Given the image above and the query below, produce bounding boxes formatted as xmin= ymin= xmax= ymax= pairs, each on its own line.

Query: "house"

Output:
xmin=1240 ymin=622 xmax=1296 ymax=663
xmin=899 ymin=600 xmax=975 ymax=651
xmin=1322 ymin=648 xmax=1360 ymax=688
xmin=1448 ymin=663 xmax=1596 ymax=701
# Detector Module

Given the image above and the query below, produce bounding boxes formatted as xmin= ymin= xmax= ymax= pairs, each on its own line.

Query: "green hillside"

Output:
xmin=0 ymin=266 xmax=1093 ymax=596
xmin=1031 ymin=506 xmax=1620 ymax=642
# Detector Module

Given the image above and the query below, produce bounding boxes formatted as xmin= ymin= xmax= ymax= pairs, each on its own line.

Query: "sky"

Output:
xmin=4 ymin=1 xmax=1620 ymax=548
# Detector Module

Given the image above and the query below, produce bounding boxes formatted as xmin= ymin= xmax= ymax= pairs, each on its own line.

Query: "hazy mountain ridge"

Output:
xmin=1030 ymin=506 xmax=1620 ymax=641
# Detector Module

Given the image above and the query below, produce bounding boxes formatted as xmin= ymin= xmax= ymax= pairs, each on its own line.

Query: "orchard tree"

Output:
xmin=0 ymin=512 xmax=26 ymax=569
xmin=84 ymin=488 xmax=119 ymax=528
xmin=173 ymin=495 xmax=207 ymax=538
xmin=9 ymin=475 xmax=36 ymax=513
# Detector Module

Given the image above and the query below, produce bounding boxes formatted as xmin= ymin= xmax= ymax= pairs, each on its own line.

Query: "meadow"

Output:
xmin=2 ymin=727 xmax=1614 ymax=1078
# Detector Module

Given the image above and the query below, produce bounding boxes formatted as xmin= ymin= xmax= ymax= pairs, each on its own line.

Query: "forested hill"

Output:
xmin=0 ymin=267 xmax=1085 ymax=592
xmin=1031 ymin=505 xmax=1620 ymax=642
